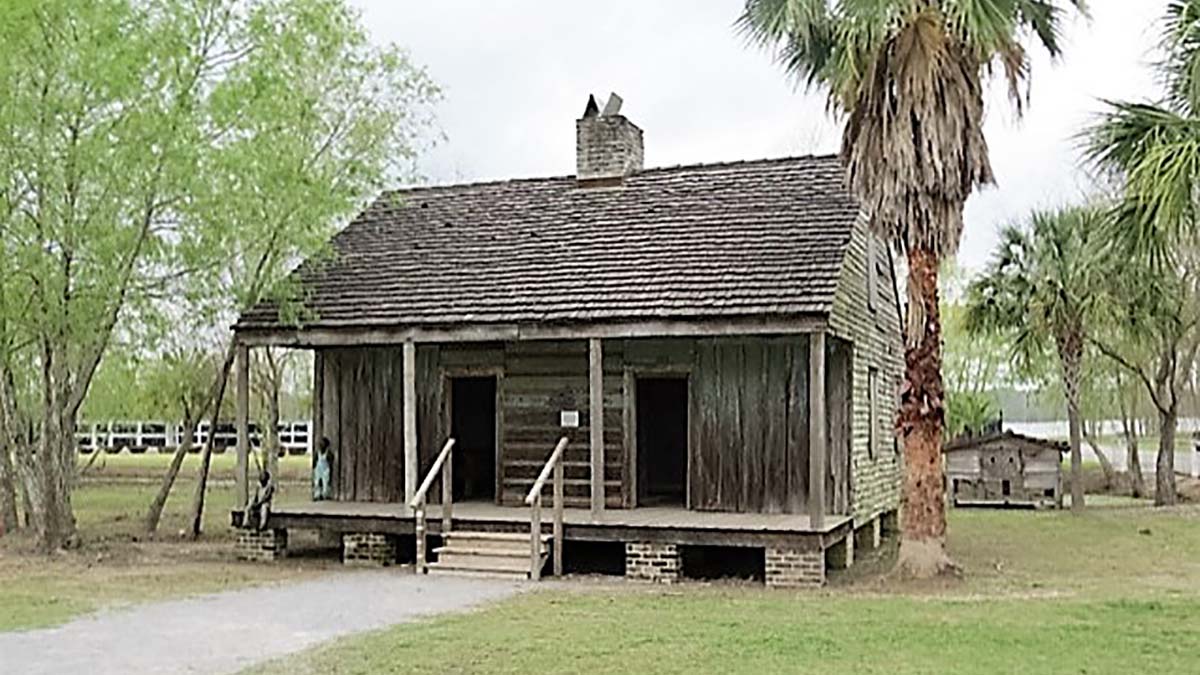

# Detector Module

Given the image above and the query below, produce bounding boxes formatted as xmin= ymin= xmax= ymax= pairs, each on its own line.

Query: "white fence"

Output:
xmin=76 ymin=420 xmax=312 ymax=455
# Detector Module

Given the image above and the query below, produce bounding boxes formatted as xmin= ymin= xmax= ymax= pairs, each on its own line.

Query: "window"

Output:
xmin=866 ymin=235 xmax=878 ymax=312
xmin=868 ymin=367 xmax=879 ymax=459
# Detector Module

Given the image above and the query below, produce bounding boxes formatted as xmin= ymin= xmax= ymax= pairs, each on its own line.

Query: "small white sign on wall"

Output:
xmin=560 ymin=410 xmax=580 ymax=428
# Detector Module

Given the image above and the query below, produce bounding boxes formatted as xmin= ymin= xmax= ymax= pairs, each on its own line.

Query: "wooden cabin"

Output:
xmin=231 ymin=94 xmax=903 ymax=587
xmin=944 ymin=431 xmax=1066 ymax=509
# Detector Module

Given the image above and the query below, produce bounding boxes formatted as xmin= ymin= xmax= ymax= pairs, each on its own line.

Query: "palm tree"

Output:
xmin=739 ymin=0 xmax=1085 ymax=575
xmin=964 ymin=206 xmax=1107 ymax=512
xmin=1084 ymin=0 xmax=1200 ymax=506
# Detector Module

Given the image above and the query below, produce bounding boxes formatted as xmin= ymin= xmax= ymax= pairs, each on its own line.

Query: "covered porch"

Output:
xmin=230 ymin=319 xmax=861 ymax=585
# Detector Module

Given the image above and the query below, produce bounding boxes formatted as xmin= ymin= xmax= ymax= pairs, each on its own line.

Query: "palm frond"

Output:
xmin=1082 ymin=100 xmax=1200 ymax=264
xmin=1159 ymin=0 xmax=1200 ymax=115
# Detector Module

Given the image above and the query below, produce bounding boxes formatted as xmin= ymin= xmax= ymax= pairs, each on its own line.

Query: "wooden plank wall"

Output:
xmin=686 ymin=339 xmax=811 ymax=514
xmin=499 ymin=341 xmax=624 ymax=508
xmin=314 ymin=336 xmax=849 ymax=516
xmin=317 ymin=347 xmax=406 ymax=502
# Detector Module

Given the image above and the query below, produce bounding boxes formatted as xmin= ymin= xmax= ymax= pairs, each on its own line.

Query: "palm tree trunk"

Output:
xmin=1060 ymin=338 xmax=1085 ymax=511
xmin=896 ymin=244 xmax=954 ymax=577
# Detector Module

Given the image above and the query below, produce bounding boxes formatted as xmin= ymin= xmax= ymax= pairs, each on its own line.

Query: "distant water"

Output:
xmin=1005 ymin=419 xmax=1200 ymax=477
xmin=1006 ymin=418 xmax=1200 ymax=440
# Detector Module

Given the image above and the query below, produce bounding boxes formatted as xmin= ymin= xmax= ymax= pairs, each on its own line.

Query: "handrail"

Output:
xmin=524 ymin=436 xmax=569 ymax=505
xmin=527 ymin=436 xmax=569 ymax=581
xmin=410 ymin=438 xmax=455 ymax=575
xmin=410 ymin=438 xmax=456 ymax=509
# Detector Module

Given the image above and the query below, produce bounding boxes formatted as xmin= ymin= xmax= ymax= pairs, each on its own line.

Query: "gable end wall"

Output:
xmin=827 ymin=214 xmax=903 ymax=524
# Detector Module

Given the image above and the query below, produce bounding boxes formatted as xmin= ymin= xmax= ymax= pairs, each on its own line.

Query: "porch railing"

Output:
xmin=524 ymin=436 xmax=568 ymax=581
xmin=409 ymin=437 xmax=456 ymax=574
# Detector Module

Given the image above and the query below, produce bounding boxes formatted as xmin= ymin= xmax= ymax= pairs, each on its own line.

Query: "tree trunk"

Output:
xmin=143 ymin=416 xmax=199 ymax=535
xmin=1083 ymin=430 xmax=1116 ymax=491
xmin=0 ymin=444 xmax=17 ymax=535
xmin=0 ymin=393 xmax=18 ymax=533
xmin=1117 ymin=373 xmax=1147 ymax=498
xmin=266 ymin=378 xmax=280 ymax=490
xmin=33 ymin=348 xmax=80 ymax=551
xmin=1060 ymin=338 xmax=1085 ymax=511
xmin=896 ymin=245 xmax=954 ymax=577
xmin=1155 ymin=406 xmax=1178 ymax=506
xmin=185 ymin=346 xmax=236 ymax=538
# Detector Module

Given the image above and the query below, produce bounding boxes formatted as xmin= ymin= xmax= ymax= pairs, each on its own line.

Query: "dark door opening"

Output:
xmin=449 ymin=376 xmax=497 ymax=502
xmin=636 ymin=377 xmax=688 ymax=506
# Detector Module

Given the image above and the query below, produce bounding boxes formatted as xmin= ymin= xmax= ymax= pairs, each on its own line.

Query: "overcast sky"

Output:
xmin=349 ymin=1 xmax=1163 ymax=271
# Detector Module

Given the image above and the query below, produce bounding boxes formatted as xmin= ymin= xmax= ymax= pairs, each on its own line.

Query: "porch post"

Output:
xmin=235 ymin=342 xmax=250 ymax=512
xmin=403 ymin=340 xmax=417 ymax=503
xmin=311 ymin=350 xmax=324 ymax=463
xmin=589 ymin=338 xmax=605 ymax=517
xmin=808 ymin=331 xmax=826 ymax=530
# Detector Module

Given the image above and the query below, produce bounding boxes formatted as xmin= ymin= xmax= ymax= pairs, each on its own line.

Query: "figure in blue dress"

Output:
xmin=313 ymin=437 xmax=333 ymax=500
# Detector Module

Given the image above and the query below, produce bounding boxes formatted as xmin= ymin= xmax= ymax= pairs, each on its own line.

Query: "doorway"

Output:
xmin=636 ymin=377 xmax=688 ymax=506
xmin=449 ymin=376 xmax=497 ymax=502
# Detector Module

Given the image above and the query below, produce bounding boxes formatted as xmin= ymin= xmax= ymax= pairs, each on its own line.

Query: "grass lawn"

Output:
xmin=249 ymin=502 xmax=1200 ymax=675
xmin=0 ymin=472 xmax=326 ymax=632
xmin=80 ymin=450 xmax=314 ymax=482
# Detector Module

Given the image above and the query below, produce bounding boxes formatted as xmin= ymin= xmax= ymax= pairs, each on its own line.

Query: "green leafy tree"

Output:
xmin=0 ymin=0 xmax=219 ymax=550
xmin=175 ymin=0 xmax=439 ymax=538
xmin=1089 ymin=255 xmax=1200 ymax=506
xmin=965 ymin=206 xmax=1107 ymax=511
xmin=0 ymin=0 xmax=437 ymax=550
xmin=739 ymin=0 xmax=1085 ymax=575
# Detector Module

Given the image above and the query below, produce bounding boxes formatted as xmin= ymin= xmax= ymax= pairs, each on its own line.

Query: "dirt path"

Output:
xmin=0 ymin=570 xmax=524 ymax=675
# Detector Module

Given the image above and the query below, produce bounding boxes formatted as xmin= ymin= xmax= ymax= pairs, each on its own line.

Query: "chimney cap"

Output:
xmin=582 ymin=95 xmax=600 ymax=119
xmin=601 ymin=92 xmax=623 ymax=117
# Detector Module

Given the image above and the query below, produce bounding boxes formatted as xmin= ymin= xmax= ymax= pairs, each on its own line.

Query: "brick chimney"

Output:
xmin=576 ymin=93 xmax=643 ymax=183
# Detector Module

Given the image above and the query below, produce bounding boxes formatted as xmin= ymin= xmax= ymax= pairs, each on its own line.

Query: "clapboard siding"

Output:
xmin=827 ymin=215 xmax=905 ymax=523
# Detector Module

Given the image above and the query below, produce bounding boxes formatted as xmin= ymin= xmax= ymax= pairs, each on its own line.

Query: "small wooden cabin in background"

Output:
xmin=230 ymin=94 xmax=904 ymax=587
xmin=944 ymin=431 xmax=1066 ymax=509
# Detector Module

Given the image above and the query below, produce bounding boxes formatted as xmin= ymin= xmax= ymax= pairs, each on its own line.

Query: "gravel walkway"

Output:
xmin=0 ymin=571 xmax=524 ymax=675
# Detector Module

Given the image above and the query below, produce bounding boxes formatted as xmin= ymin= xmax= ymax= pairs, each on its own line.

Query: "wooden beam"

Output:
xmin=235 ymin=315 xmax=828 ymax=347
xmin=234 ymin=343 xmax=250 ymax=510
xmin=403 ymin=341 xmax=417 ymax=503
xmin=589 ymin=338 xmax=604 ymax=517
xmin=808 ymin=332 xmax=826 ymax=530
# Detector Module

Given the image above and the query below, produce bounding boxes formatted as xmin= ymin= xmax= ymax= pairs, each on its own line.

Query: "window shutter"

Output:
xmin=866 ymin=235 xmax=878 ymax=312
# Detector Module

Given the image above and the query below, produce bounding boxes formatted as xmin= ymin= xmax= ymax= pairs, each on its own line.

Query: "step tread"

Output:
xmin=425 ymin=566 xmax=529 ymax=581
xmin=433 ymin=546 xmax=537 ymax=558
xmin=502 ymin=478 xmax=621 ymax=487
xmin=445 ymin=531 xmax=552 ymax=543
xmin=434 ymin=554 xmax=536 ymax=573
xmin=429 ymin=559 xmax=541 ymax=576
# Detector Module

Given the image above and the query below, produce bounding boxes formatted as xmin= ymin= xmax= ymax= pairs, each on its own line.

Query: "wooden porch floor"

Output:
xmin=269 ymin=500 xmax=852 ymax=548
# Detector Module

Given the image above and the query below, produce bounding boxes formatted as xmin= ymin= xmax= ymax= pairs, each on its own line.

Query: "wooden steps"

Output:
xmin=427 ymin=531 xmax=549 ymax=579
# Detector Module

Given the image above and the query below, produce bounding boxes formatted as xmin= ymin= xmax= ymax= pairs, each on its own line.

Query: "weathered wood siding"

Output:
xmin=827 ymin=216 xmax=905 ymax=523
xmin=496 ymin=341 xmax=624 ymax=508
xmin=623 ymin=337 xmax=812 ymax=514
xmin=315 ymin=335 xmax=837 ymax=516
xmin=316 ymin=347 xmax=407 ymax=502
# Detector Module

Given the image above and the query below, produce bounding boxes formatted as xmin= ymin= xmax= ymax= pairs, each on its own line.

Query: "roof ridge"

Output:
xmin=380 ymin=153 xmax=842 ymax=199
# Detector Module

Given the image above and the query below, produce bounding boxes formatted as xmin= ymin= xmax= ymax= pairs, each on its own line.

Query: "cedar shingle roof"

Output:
xmin=237 ymin=154 xmax=860 ymax=331
xmin=943 ymin=431 xmax=1069 ymax=454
